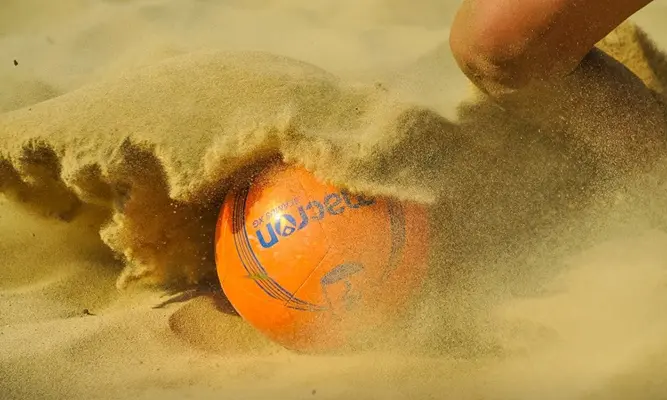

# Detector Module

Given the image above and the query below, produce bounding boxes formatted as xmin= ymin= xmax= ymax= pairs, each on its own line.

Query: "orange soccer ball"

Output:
xmin=214 ymin=162 xmax=430 ymax=352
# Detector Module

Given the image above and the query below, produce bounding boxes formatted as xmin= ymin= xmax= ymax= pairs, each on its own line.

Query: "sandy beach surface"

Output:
xmin=2 ymin=1 xmax=667 ymax=399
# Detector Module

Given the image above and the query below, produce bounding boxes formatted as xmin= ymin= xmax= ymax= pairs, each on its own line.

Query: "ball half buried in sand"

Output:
xmin=214 ymin=162 xmax=431 ymax=353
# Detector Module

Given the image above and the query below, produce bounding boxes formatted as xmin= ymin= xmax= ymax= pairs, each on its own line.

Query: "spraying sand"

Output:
xmin=1 ymin=1 xmax=667 ymax=399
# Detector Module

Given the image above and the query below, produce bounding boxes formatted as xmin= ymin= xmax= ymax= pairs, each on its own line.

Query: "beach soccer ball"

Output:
xmin=214 ymin=162 xmax=430 ymax=352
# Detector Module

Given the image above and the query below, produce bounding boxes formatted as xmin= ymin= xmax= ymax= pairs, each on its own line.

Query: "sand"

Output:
xmin=2 ymin=1 xmax=667 ymax=399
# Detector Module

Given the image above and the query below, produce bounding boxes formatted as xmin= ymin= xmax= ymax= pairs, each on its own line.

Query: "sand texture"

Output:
xmin=2 ymin=1 xmax=667 ymax=399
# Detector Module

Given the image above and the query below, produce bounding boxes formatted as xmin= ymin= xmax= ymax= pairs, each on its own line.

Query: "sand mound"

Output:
xmin=0 ymin=49 xmax=467 ymax=289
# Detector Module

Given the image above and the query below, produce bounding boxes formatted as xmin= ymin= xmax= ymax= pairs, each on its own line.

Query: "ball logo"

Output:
xmin=275 ymin=214 xmax=298 ymax=237
xmin=255 ymin=190 xmax=375 ymax=249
